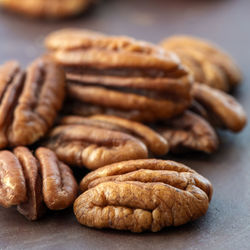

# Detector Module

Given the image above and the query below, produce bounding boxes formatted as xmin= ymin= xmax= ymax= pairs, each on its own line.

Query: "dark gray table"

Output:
xmin=0 ymin=0 xmax=249 ymax=249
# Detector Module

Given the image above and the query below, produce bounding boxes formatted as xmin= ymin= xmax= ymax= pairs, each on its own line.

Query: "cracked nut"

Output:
xmin=0 ymin=0 xmax=94 ymax=19
xmin=160 ymin=35 xmax=242 ymax=92
xmin=74 ymin=159 xmax=213 ymax=232
xmin=192 ymin=83 xmax=247 ymax=132
xmin=45 ymin=28 xmax=193 ymax=122
xmin=156 ymin=111 xmax=219 ymax=153
xmin=44 ymin=115 xmax=166 ymax=170
xmin=0 ymin=57 xmax=65 ymax=149
xmin=0 ymin=147 xmax=78 ymax=220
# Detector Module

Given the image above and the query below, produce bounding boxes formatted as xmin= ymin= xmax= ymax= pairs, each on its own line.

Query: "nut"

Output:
xmin=160 ymin=35 xmax=242 ymax=92
xmin=0 ymin=0 xmax=93 ymax=19
xmin=0 ymin=57 xmax=65 ymax=148
xmin=45 ymin=29 xmax=193 ymax=122
xmin=192 ymin=83 xmax=247 ymax=132
xmin=75 ymin=159 xmax=213 ymax=232
xmin=60 ymin=115 xmax=169 ymax=156
xmin=0 ymin=147 xmax=78 ymax=220
xmin=156 ymin=111 xmax=219 ymax=153
xmin=0 ymin=150 xmax=27 ymax=208
xmin=45 ymin=121 xmax=148 ymax=170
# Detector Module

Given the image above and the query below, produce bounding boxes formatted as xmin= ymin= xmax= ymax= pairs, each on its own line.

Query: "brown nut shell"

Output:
xmin=75 ymin=159 xmax=213 ymax=232
xmin=45 ymin=124 xmax=148 ymax=170
xmin=156 ymin=111 xmax=219 ymax=153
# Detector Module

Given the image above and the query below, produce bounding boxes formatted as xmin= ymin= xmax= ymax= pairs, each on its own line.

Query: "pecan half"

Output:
xmin=44 ymin=122 xmax=148 ymax=170
xmin=0 ymin=0 xmax=93 ymax=18
xmin=0 ymin=147 xmax=78 ymax=220
xmin=45 ymin=29 xmax=193 ymax=122
xmin=192 ymin=83 xmax=247 ymax=132
xmin=156 ymin=111 xmax=219 ymax=153
xmin=75 ymin=159 xmax=213 ymax=232
xmin=0 ymin=151 xmax=27 ymax=208
xmin=0 ymin=57 xmax=65 ymax=148
xmin=60 ymin=115 xmax=169 ymax=156
xmin=160 ymin=35 xmax=242 ymax=92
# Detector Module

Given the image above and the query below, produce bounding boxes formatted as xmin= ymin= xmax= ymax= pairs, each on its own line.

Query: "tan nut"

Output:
xmin=75 ymin=159 xmax=213 ymax=232
xmin=156 ymin=111 xmax=219 ymax=153
xmin=161 ymin=35 xmax=242 ymax=92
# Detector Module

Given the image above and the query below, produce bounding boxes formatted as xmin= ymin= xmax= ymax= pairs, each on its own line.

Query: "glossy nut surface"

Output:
xmin=75 ymin=159 xmax=213 ymax=232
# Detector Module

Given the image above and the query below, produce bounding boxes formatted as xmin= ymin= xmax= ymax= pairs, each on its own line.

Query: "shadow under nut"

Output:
xmin=75 ymin=159 xmax=212 ymax=232
xmin=45 ymin=124 xmax=148 ymax=170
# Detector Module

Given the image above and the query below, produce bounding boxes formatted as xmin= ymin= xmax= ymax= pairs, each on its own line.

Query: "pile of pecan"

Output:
xmin=0 ymin=28 xmax=247 ymax=232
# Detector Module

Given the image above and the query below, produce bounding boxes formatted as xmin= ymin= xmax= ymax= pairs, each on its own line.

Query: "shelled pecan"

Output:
xmin=0 ymin=57 xmax=65 ymax=148
xmin=75 ymin=159 xmax=213 ymax=232
xmin=45 ymin=29 xmax=193 ymax=122
xmin=45 ymin=115 xmax=168 ymax=170
xmin=156 ymin=111 xmax=219 ymax=153
xmin=192 ymin=83 xmax=247 ymax=132
xmin=0 ymin=0 xmax=94 ymax=19
xmin=160 ymin=35 xmax=242 ymax=92
xmin=0 ymin=147 xmax=78 ymax=220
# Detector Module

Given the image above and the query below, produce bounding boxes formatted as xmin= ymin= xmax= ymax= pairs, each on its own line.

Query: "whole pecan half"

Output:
xmin=75 ymin=159 xmax=213 ymax=232
xmin=0 ymin=57 xmax=65 ymax=148
xmin=156 ymin=111 xmax=219 ymax=153
xmin=0 ymin=0 xmax=93 ymax=19
xmin=0 ymin=147 xmax=78 ymax=220
xmin=45 ymin=29 xmax=193 ymax=122
xmin=160 ymin=35 xmax=242 ymax=92
xmin=192 ymin=83 xmax=247 ymax=132
xmin=45 ymin=116 xmax=153 ymax=170
xmin=60 ymin=115 xmax=169 ymax=156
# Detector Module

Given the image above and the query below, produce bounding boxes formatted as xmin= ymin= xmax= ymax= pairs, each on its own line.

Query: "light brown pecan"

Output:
xmin=0 ymin=151 xmax=27 ymax=208
xmin=192 ymin=83 xmax=247 ymax=132
xmin=44 ymin=121 xmax=148 ymax=170
xmin=45 ymin=29 xmax=193 ymax=122
xmin=160 ymin=35 xmax=242 ymax=92
xmin=0 ymin=0 xmax=93 ymax=19
xmin=36 ymin=147 xmax=78 ymax=210
xmin=0 ymin=147 xmax=78 ymax=220
xmin=75 ymin=159 xmax=213 ymax=232
xmin=60 ymin=115 xmax=169 ymax=156
xmin=156 ymin=111 xmax=219 ymax=153
xmin=0 ymin=57 xmax=65 ymax=148
xmin=14 ymin=147 xmax=46 ymax=220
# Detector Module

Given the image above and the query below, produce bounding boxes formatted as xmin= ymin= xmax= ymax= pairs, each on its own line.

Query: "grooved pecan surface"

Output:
xmin=156 ymin=111 xmax=219 ymax=153
xmin=192 ymin=83 xmax=247 ymax=132
xmin=45 ymin=121 xmax=148 ymax=170
xmin=45 ymin=29 xmax=193 ymax=121
xmin=60 ymin=115 xmax=168 ymax=156
xmin=0 ymin=0 xmax=93 ymax=18
xmin=161 ymin=35 xmax=242 ymax=92
xmin=0 ymin=57 xmax=65 ymax=148
xmin=0 ymin=147 xmax=78 ymax=220
xmin=75 ymin=159 xmax=213 ymax=232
